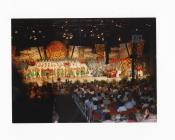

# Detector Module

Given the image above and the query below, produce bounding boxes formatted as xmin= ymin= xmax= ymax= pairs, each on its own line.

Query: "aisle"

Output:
xmin=55 ymin=94 xmax=87 ymax=123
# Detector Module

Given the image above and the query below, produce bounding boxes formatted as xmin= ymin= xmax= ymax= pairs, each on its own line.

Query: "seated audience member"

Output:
xmin=117 ymin=105 xmax=127 ymax=112
xmin=115 ymin=98 xmax=124 ymax=109
xmin=123 ymin=94 xmax=128 ymax=102
xmin=102 ymin=113 xmax=113 ymax=122
xmin=142 ymin=108 xmax=157 ymax=122
xmin=92 ymin=96 xmax=98 ymax=102
xmin=125 ymin=98 xmax=136 ymax=109
xmin=102 ymin=106 xmax=110 ymax=113
xmin=103 ymin=97 xmax=111 ymax=106
xmin=85 ymin=98 xmax=91 ymax=109
xmin=128 ymin=113 xmax=137 ymax=122
xmin=142 ymin=103 xmax=149 ymax=109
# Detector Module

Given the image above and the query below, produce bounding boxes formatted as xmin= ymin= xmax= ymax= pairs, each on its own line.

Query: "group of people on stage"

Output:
xmin=22 ymin=60 xmax=88 ymax=81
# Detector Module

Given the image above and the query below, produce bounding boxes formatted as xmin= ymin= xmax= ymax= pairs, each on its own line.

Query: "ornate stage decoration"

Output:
xmin=13 ymin=40 xmax=146 ymax=84
xmin=46 ymin=41 xmax=66 ymax=60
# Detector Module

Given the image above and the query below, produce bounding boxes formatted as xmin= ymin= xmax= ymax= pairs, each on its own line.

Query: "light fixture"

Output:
xmin=81 ymin=29 xmax=84 ymax=32
xmin=14 ymin=30 xmax=18 ymax=34
xmin=97 ymin=34 xmax=101 ymax=39
xmin=62 ymin=33 xmax=66 ymax=38
xmin=116 ymin=24 xmax=122 ymax=28
xmin=62 ymin=32 xmax=74 ymax=40
xmin=118 ymin=37 xmax=121 ymax=41
xmin=145 ymin=24 xmax=151 ymax=27
xmin=69 ymin=32 xmax=74 ymax=39
xmin=100 ymin=20 xmax=104 ymax=25
xmin=32 ymin=30 xmax=35 ymax=33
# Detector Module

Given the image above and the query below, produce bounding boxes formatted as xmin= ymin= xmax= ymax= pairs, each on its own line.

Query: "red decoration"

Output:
xmin=64 ymin=62 xmax=70 ymax=66
xmin=136 ymin=65 xmax=143 ymax=71
xmin=46 ymin=41 xmax=66 ymax=59
xmin=28 ymin=61 xmax=35 ymax=66
xmin=109 ymin=58 xmax=129 ymax=63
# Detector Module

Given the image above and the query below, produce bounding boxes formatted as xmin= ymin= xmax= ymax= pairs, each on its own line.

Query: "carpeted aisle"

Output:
xmin=55 ymin=94 xmax=87 ymax=123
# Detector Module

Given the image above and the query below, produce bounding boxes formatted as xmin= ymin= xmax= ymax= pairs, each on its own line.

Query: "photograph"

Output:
xmin=12 ymin=18 xmax=156 ymax=123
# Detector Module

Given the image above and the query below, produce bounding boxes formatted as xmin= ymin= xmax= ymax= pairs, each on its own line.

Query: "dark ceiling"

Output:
xmin=11 ymin=18 xmax=156 ymax=50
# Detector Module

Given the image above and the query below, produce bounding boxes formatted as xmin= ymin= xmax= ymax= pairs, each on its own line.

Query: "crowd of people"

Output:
xmin=72 ymin=79 xmax=157 ymax=122
xmin=24 ymin=78 xmax=157 ymax=122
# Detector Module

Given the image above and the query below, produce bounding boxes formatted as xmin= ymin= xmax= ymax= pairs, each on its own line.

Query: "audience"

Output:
xmin=21 ymin=78 xmax=156 ymax=123
xmin=72 ymin=79 xmax=157 ymax=122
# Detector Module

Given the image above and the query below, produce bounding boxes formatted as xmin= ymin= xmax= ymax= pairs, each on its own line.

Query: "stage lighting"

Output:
xmin=14 ymin=30 xmax=18 ymax=34
xmin=145 ymin=24 xmax=151 ymax=27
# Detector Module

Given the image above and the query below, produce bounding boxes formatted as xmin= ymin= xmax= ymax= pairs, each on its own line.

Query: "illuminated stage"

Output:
xmin=13 ymin=40 xmax=145 ymax=86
